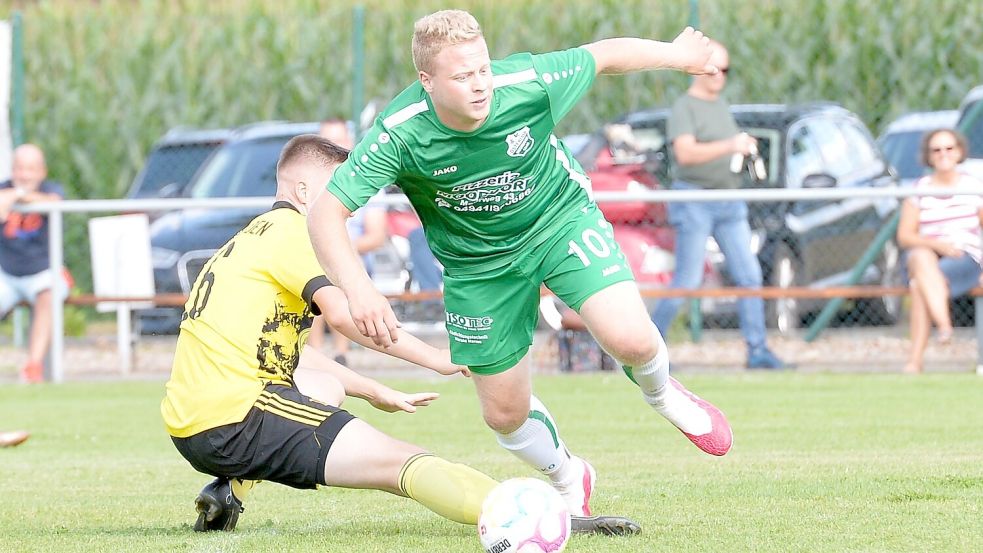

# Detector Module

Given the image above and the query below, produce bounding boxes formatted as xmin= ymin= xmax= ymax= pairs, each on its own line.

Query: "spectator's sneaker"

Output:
xmin=746 ymin=348 xmax=792 ymax=370
xmin=571 ymin=515 xmax=642 ymax=536
xmin=19 ymin=361 xmax=43 ymax=384
xmin=193 ymin=478 xmax=243 ymax=532
xmin=0 ymin=430 xmax=30 ymax=448
xmin=647 ymin=377 xmax=733 ymax=456
xmin=554 ymin=457 xmax=595 ymax=517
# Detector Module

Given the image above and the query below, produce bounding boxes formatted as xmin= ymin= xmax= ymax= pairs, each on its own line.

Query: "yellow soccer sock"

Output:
xmin=231 ymin=479 xmax=259 ymax=502
xmin=397 ymin=453 xmax=498 ymax=525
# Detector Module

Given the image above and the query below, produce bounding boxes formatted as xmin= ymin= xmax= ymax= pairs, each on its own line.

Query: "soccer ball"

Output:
xmin=478 ymin=478 xmax=571 ymax=553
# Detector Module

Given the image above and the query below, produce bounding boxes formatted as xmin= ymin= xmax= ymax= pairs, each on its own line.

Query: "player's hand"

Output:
xmin=431 ymin=348 xmax=472 ymax=377
xmin=348 ymin=283 xmax=401 ymax=347
xmin=369 ymin=388 xmax=440 ymax=413
xmin=671 ymin=27 xmax=717 ymax=75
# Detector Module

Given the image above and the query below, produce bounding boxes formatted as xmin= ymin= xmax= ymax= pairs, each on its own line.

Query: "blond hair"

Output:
xmin=412 ymin=10 xmax=483 ymax=74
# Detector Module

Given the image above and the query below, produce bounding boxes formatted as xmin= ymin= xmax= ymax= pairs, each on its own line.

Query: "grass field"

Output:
xmin=1 ymin=372 xmax=981 ymax=552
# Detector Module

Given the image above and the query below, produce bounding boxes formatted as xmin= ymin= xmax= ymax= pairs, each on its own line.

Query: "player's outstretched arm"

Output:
xmin=308 ymin=191 xmax=401 ymax=347
xmin=582 ymin=27 xmax=717 ymax=76
xmin=299 ymin=345 xmax=440 ymax=413
xmin=314 ymin=286 xmax=471 ymax=378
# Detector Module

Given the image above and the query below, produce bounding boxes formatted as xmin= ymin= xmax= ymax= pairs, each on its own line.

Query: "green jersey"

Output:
xmin=327 ymin=47 xmax=597 ymax=275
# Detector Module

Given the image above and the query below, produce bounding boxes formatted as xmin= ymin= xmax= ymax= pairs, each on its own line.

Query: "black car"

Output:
xmin=590 ymin=103 xmax=901 ymax=332
xmin=139 ymin=121 xmax=320 ymax=334
xmin=126 ymin=127 xmax=232 ymax=199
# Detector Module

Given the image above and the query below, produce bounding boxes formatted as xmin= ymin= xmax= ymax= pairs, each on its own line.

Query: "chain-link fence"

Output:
xmin=580 ymin=103 xmax=983 ymax=338
xmin=4 ymin=2 xmax=983 ymax=376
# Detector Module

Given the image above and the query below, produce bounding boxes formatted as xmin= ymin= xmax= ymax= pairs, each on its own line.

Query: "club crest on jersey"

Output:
xmin=505 ymin=126 xmax=534 ymax=158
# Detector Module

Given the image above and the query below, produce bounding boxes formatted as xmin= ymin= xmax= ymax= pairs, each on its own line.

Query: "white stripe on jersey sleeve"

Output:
xmin=383 ymin=99 xmax=430 ymax=130
xmin=550 ymin=134 xmax=592 ymax=200
xmin=492 ymin=68 xmax=537 ymax=89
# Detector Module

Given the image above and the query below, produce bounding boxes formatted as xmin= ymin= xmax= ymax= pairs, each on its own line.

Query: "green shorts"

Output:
xmin=442 ymin=204 xmax=635 ymax=375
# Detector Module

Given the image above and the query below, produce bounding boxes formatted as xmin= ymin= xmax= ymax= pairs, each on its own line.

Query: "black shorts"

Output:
xmin=171 ymin=383 xmax=356 ymax=489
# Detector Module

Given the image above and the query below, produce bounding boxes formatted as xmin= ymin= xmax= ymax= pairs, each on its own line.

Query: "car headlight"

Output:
xmin=151 ymin=247 xmax=180 ymax=269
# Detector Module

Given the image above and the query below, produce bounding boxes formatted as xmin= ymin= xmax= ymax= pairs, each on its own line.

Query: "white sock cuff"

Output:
xmin=496 ymin=418 xmax=541 ymax=451
xmin=630 ymin=329 xmax=669 ymax=395
xmin=496 ymin=395 xmax=561 ymax=451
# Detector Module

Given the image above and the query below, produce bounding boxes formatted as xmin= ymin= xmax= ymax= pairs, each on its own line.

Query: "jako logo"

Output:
xmin=487 ymin=538 xmax=511 ymax=553
xmin=446 ymin=312 xmax=493 ymax=330
xmin=433 ymin=165 xmax=458 ymax=176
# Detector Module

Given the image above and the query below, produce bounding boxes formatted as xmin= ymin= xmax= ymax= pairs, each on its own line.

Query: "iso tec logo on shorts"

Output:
xmin=445 ymin=311 xmax=494 ymax=331
xmin=505 ymin=126 xmax=534 ymax=157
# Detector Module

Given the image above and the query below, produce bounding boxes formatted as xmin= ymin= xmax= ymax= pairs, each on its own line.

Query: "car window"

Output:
xmin=959 ymin=99 xmax=983 ymax=158
xmin=188 ymin=137 xmax=292 ymax=199
xmin=809 ymin=119 xmax=856 ymax=179
xmin=130 ymin=142 xmax=220 ymax=198
xmin=786 ymin=124 xmax=825 ymax=188
xmin=629 ymin=127 xmax=666 ymax=153
xmin=879 ymin=130 xmax=926 ymax=181
xmin=835 ymin=119 xmax=883 ymax=181
xmin=799 ymin=117 xmax=880 ymax=185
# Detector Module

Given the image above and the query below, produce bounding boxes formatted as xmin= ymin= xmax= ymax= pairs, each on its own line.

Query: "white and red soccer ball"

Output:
xmin=478 ymin=478 xmax=571 ymax=553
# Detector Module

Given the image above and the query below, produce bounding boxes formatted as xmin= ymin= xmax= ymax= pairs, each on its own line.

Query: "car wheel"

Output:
xmin=856 ymin=239 xmax=902 ymax=325
xmin=767 ymin=244 xmax=801 ymax=335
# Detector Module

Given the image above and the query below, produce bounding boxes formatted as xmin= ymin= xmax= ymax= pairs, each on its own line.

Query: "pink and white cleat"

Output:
xmin=647 ymin=377 xmax=733 ymax=456
xmin=554 ymin=457 xmax=595 ymax=516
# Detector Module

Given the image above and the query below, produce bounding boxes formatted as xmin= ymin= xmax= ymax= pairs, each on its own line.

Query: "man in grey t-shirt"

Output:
xmin=650 ymin=41 xmax=788 ymax=369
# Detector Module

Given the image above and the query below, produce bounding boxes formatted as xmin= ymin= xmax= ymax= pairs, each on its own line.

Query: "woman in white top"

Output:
xmin=896 ymin=129 xmax=983 ymax=374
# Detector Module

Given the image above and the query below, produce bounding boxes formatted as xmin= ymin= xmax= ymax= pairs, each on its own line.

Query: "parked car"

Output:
xmin=957 ymin=85 xmax=983 ymax=179
xmin=578 ymin=103 xmax=902 ymax=333
xmin=139 ymin=120 xmax=412 ymax=335
xmin=139 ymin=121 xmax=317 ymax=334
xmin=877 ymin=110 xmax=959 ymax=187
xmin=125 ymin=127 xmax=231 ymax=199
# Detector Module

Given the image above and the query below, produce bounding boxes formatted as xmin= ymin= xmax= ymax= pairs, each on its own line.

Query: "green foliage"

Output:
xmin=8 ymin=0 xmax=981 ymax=291
xmin=1 ymin=373 xmax=981 ymax=551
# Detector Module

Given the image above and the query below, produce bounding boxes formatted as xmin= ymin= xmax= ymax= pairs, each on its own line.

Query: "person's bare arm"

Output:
xmin=0 ymin=189 xmax=17 ymax=220
xmin=19 ymin=189 xmax=62 ymax=203
xmin=582 ymin=27 xmax=717 ymax=76
xmin=308 ymin=192 xmax=400 ymax=346
xmin=298 ymin=345 xmax=439 ymax=413
xmin=897 ymin=198 xmax=961 ymax=256
xmin=314 ymin=286 xmax=469 ymax=377
xmin=672 ymin=133 xmax=757 ymax=166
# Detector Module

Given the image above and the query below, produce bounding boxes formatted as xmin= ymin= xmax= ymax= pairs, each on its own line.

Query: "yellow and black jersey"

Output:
xmin=161 ymin=202 xmax=331 ymax=437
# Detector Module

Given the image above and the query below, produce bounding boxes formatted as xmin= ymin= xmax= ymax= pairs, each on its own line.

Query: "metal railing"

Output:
xmin=11 ymin=185 xmax=983 ymax=382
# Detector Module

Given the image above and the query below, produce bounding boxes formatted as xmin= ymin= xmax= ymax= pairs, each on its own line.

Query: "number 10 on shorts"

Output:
xmin=567 ymin=225 xmax=612 ymax=267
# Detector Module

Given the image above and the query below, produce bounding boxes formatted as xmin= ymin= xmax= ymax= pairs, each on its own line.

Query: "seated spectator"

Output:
xmin=0 ymin=144 xmax=66 ymax=383
xmin=896 ymin=129 xmax=983 ymax=374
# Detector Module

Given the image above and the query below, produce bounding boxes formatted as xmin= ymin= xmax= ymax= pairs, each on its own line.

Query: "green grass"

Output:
xmin=1 ymin=373 xmax=982 ymax=552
